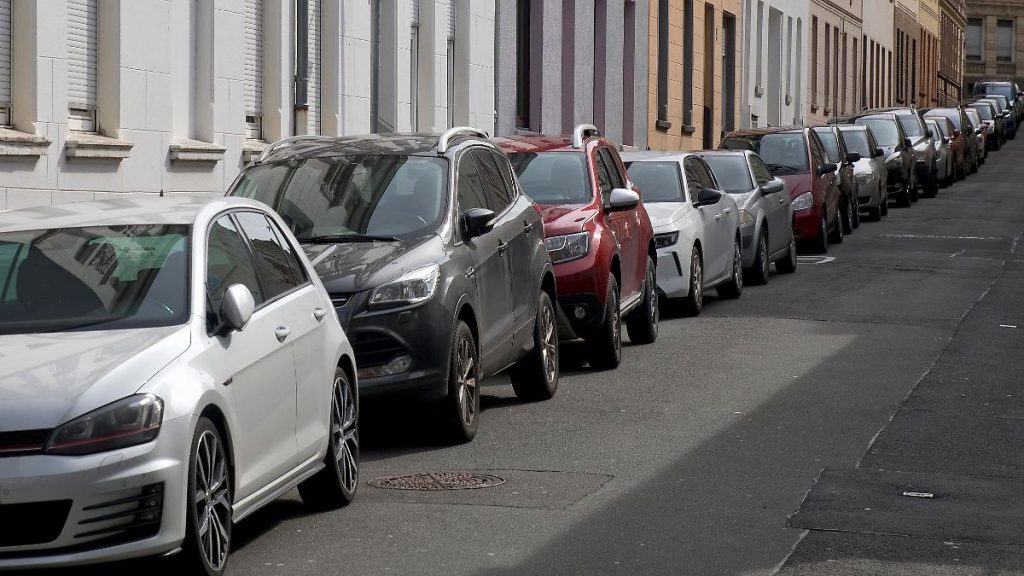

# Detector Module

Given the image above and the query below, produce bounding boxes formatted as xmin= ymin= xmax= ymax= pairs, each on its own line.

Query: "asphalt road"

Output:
xmin=48 ymin=141 xmax=1024 ymax=576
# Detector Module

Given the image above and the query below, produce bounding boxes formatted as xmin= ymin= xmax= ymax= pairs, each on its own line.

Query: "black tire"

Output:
xmin=851 ymin=193 xmax=860 ymax=228
xmin=679 ymin=247 xmax=704 ymax=316
xmin=828 ymin=207 xmax=844 ymax=244
xmin=626 ymin=256 xmax=659 ymax=344
xmin=809 ymin=212 xmax=829 ymax=254
xmin=178 ymin=418 xmax=232 ymax=576
xmin=841 ymin=196 xmax=854 ymax=235
xmin=443 ymin=321 xmax=480 ymax=443
xmin=747 ymin=228 xmax=770 ymax=285
xmin=298 ymin=368 xmax=359 ymax=509
xmin=909 ymin=176 xmax=919 ymax=203
xmin=510 ymin=291 xmax=559 ymax=400
xmin=717 ymin=239 xmax=743 ymax=299
xmin=585 ymin=275 xmax=622 ymax=370
xmin=775 ymin=235 xmax=798 ymax=274
xmin=866 ymin=204 xmax=882 ymax=221
xmin=897 ymin=180 xmax=913 ymax=207
xmin=880 ymin=186 xmax=889 ymax=216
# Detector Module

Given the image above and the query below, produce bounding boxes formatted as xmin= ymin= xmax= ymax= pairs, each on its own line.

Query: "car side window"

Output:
xmin=683 ymin=158 xmax=704 ymax=198
xmin=808 ymin=134 xmax=825 ymax=168
xmin=749 ymin=155 xmax=774 ymax=185
xmin=473 ymin=149 xmax=514 ymax=214
xmin=207 ymin=215 xmax=264 ymax=313
xmin=456 ymin=152 xmax=489 ymax=212
xmin=234 ymin=211 xmax=308 ymax=301
xmin=594 ymin=150 xmax=615 ymax=196
xmin=695 ymin=159 xmax=719 ymax=190
xmin=598 ymin=148 xmax=627 ymax=189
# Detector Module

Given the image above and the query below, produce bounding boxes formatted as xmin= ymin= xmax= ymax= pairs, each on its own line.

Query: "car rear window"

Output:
xmin=509 ymin=152 xmax=592 ymax=204
xmin=701 ymin=155 xmax=753 ymax=195
xmin=625 ymin=161 xmax=685 ymax=202
xmin=978 ymin=83 xmax=1016 ymax=102
xmin=0 ymin=225 xmax=190 ymax=335
xmin=721 ymin=133 xmax=809 ymax=174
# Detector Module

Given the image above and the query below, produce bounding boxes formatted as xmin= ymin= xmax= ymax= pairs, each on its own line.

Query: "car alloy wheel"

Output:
xmin=626 ymin=256 xmax=659 ymax=344
xmin=456 ymin=334 xmax=478 ymax=428
xmin=842 ymin=197 xmax=854 ymax=235
xmin=748 ymin=229 xmax=770 ymax=285
xmin=776 ymin=236 xmax=797 ymax=274
xmin=188 ymin=421 xmax=232 ymax=576
xmin=586 ymin=276 xmax=622 ymax=369
xmin=444 ymin=321 xmax=480 ymax=443
xmin=332 ymin=375 xmax=359 ymax=494
xmin=511 ymin=291 xmax=559 ymax=400
xmin=717 ymin=241 xmax=743 ymax=299
xmin=680 ymin=248 xmax=704 ymax=316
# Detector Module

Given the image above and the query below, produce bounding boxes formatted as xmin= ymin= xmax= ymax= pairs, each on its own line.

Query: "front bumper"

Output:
xmin=335 ymin=291 xmax=452 ymax=402
xmin=886 ymin=167 xmax=904 ymax=191
xmin=0 ymin=416 xmax=191 ymax=569
xmin=550 ymin=247 xmax=610 ymax=334
xmin=915 ymin=161 xmax=932 ymax=183
xmin=792 ymin=206 xmax=823 ymax=242
xmin=655 ymin=246 xmax=689 ymax=300
xmin=739 ymin=223 xmax=757 ymax=268
xmin=856 ymin=181 xmax=881 ymax=207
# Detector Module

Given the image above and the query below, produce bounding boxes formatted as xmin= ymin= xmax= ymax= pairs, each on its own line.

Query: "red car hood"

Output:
xmin=540 ymin=204 xmax=598 ymax=236
xmin=778 ymin=174 xmax=812 ymax=199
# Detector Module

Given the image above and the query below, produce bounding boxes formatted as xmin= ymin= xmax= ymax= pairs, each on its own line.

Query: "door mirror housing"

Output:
xmin=760 ymin=179 xmax=785 ymax=195
xmin=695 ymin=188 xmax=723 ymax=207
xmin=462 ymin=208 xmax=496 ymax=239
xmin=873 ymin=147 xmax=885 ymax=158
xmin=218 ymin=284 xmax=255 ymax=335
xmin=943 ymin=137 xmax=950 ymax=144
xmin=817 ymin=162 xmax=837 ymax=176
xmin=607 ymin=188 xmax=640 ymax=212
xmin=952 ymin=129 xmax=961 ymax=139
xmin=903 ymin=137 xmax=913 ymax=149
xmin=846 ymin=152 xmax=862 ymax=163
xmin=926 ymin=129 xmax=934 ymax=138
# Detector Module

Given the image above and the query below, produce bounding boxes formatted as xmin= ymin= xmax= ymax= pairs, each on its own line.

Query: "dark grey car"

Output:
xmin=228 ymin=129 xmax=559 ymax=443
xmin=812 ymin=126 xmax=860 ymax=233
xmin=835 ymin=113 xmax=917 ymax=207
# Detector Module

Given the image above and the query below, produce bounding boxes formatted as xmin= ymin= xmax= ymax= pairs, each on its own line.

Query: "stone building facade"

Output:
xmin=861 ymin=0 xmax=895 ymax=110
xmin=806 ymin=0 xmax=864 ymax=124
xmin=964 ymin=0 xmax=1024 ymax=92
xmin=938 ymin=0 xmax=966 ymax=105
xmin=740 ymin=0 xmax=809 ymax=128
xmin=918 ymin=0 xmax=941 ymax=107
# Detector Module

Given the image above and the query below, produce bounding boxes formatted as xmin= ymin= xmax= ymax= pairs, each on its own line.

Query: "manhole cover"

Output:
xmin=368 ymin=472 xmax=506 ymax=491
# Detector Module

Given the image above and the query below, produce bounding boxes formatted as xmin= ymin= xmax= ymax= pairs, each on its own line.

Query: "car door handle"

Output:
xmin=498 ymin=240 xmax=508 ymax=255
xmin=779 ymin=197 xmax=785 ymax=204
xmin=313 ymin=308 xmax=328 ymax=322
xmin=275 ymin=326 xmax=291 ymax=342
xmin=723 ymin=208 xmax=732 ymax=215
xmin=715 ymin=214 xmax=722 ymax=220
xmin=523 ymin=221 xmax=534 ymax=234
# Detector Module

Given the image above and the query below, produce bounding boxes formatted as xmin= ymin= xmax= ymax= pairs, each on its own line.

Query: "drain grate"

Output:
xmin=368 ymin=472 xmax=506 ymax=491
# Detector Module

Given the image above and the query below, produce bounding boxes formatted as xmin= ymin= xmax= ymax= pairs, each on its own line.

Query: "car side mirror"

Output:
xmin=695 ymin=188 xmax=723 ymax=207
xmin=926 ymin=129 xmax=934 ymax=138
xmin=761 ymin=179 xmax=785 ymax=195
xmin=462 ymin=207 xmax=496 ymax=239
xmin=218 ymin=284 xmax=255 ymax=335
xmin=903 ymin=137 xmax=913 ymax=149
xmin=607 ymin=188 xmax=640 ymax=212
xmin=873 ymin=147 xmax=884 ymax=158
xmin=952 ymin=129 xmax=961 ymax=139
xmin=846 ymin=152 xmax=862 ymax=163
xmin=976 ymin=128 xmax=984 ymax=135
xmin=943 ymin=137 xmax=950 ymax=144
xmin=817 ymin=162 xmax=837 ymax=176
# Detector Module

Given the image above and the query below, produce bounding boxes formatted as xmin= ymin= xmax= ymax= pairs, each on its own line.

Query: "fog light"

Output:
xmin=358 ymin=354 xmax=413 ymax=379
xmin=574 ymin=305 xmax=587 ymax=320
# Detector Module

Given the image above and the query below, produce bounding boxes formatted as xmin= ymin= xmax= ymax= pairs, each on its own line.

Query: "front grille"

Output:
xmin=74 ymin=483 xmax=164 ymax=543
xmin=0 ymin=429 xmax=51 ymax=457
xmin=0 ymin=500 xmax=72 ymax=546
xmin=353 ymin=332 xmax=407 ymax=368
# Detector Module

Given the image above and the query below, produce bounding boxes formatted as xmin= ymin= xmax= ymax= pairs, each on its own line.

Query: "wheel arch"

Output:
xmin=198 ymin=403 xmax=235 ymax=487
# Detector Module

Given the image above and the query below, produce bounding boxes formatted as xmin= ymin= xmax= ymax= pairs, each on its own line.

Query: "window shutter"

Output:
xmin=67 ymin=0 xmax=98 ymax=112
xmin=411 ymin=0 xmax=420 ymax=27
xmin=244 ymin=0 xmax=263 ymax=134
xmin=308 ymin=0 xmax=321 ymax=134
xmin=447 ymin=0 xmax=455 ymax=40
xmin=0 ymin=0 xmax=11 ymax=121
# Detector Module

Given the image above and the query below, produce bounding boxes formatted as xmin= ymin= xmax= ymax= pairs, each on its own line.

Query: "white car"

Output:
xmin=622 ymin=151 xmax=743 ymax=316
xmin=0 ymin=197 xmax=358 ymax=575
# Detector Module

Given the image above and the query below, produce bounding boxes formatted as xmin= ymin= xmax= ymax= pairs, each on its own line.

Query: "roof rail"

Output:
xmin=437 ymin=127 xmax=489 ymax=154
xmin=571 ymin=124 xmax=601 ymax=148
xmin=258 ymin=135 xmax=331 ymax=162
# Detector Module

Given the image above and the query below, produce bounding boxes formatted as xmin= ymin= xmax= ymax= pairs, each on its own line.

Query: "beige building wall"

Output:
xmin=964 ymin=0 xmax=1024 ymax=91
xmin=919 ymin=0 xmax=941 ymax=106
xmin=647 ymin=0 xmax=741 ymax=151
xmin=806 ymin=0 xmax=862 ymax=125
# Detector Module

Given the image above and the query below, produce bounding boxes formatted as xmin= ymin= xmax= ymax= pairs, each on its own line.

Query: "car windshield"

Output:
xmin=813 ymin=130 xmax=842 ymax=162
xmin=231 ymin=155 xmax=448 ymax=242
xmin=856 ymin=118 xmax=900 ymax=146
xmin=701 ymin=155 xmax=753 ymax=194
xmin=509 ymin=152 xmax=591 ymax=204
xmin=625 ymin=161 xmax=685 ymax=202
xmin=0 ymin=225 xmax=190 ymax=336
xmin=979 ymin=83 xmax=1016 ymax=103
xmin=897 ymin=115 xmax=924 ymax=138
xmin=971 ymin=105 xmax=994 ymax=120
xmin=839 ymin=130 xmax=872 ymax=157
xmin=721 ymin=133 xmax=809 ymax=174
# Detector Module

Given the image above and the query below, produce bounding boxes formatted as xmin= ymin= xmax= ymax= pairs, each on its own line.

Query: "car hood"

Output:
xmin=778 ymin=174 xmax=811 ymax=199
xmin=540 ymin=204 xmax=598 ymax=237
xmin=306 ymin=236 xmax=444 ymax=294
xmin=0 ymin=326 xmax=190 ymax=432
xmin=643 ymin=202 xmax=690 ymax=227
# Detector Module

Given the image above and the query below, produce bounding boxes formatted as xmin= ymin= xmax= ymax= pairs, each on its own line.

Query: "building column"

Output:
xmin=262 ymin=0 xmax=294 ymax=141
xmin=532 ymin=0 xmax=562 ymax=134
xmin=595 ymin=0 xmax=624 ymax=143
xmin=494 ymin=0 xmax=516 ymax=135
xmin=322 ymin=0 xmax=371 ymax=136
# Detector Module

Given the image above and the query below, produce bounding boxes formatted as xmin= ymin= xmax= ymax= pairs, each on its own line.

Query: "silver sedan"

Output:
xmin=0 ymin=197 xmax=358 ymax=574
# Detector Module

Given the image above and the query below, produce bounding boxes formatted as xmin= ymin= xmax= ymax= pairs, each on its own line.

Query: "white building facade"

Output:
xmin=740 ymin=0 xmax=810 ymax=128
xmin=0 ymin=0 xmax=496 ymax=210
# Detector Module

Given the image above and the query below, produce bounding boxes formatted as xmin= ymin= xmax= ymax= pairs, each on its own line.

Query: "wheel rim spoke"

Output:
xmin=194 ymin=429 xmax=230 ymax=570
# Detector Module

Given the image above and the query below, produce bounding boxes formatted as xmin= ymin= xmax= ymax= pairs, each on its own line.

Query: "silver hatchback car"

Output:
xmin=837 ymin=125 xmax=889 ymax=220
xmin=0 ymin=197 xmax=358 ymax=575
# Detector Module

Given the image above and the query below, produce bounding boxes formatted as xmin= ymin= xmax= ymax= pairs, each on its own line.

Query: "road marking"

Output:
xmin=796 ymin=256 xmax=836 ymax=264
xmin=999 ymin=324 xmax=1017 ymax=328
xmin=880 ymin=233 xmax=1004 ymax=240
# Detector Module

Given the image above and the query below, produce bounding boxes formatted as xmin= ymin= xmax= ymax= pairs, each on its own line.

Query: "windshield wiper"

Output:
xmin=300 ymin=233 xmax=401 ymax=244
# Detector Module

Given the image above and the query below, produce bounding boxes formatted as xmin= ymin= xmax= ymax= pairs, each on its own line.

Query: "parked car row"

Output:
xmin=0 ymin=98 xmax=1011 ymax=573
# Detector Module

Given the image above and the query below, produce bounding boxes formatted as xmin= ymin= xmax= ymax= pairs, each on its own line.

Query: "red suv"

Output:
xmin=496 ymin=125 xmax=658 ymax=369
xmin=720 ymin=126 xmax=842 ymax=253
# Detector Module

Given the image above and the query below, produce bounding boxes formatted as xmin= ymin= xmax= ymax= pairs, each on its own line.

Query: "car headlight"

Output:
xmin=46 ymin=394 xmax=164 ymax=456
xmin=855 ymin=172 xmax=875 ymax=184
xmin=739 ymin=210 xmax=755 ymax=226
xmin=654 ymin=231 xmax=679 ymax=249
xmin=792 ymin=191 xmax=813 ymax=211
xmin=369 ymin=264 xmax=441 ymax=308
xmin=544 ymin=232 xmax=590 ymax=264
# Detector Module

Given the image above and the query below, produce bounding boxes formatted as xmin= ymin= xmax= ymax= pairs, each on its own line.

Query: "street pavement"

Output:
xmin=56 ymin=141 xmax=1024 ymax=575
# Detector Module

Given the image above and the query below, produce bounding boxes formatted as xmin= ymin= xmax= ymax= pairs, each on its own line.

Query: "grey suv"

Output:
xmin=228 ymin=129 xmax=559 ymax=443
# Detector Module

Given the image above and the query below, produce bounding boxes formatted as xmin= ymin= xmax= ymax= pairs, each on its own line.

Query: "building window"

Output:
xmin=683 ymin=0 xmax=693 ymax=127
xmin=824 ymin=23 xmax=830 ymax=110
xmin=623 ymin=0 xmax=636 ymax=144
xmin=446 ymin=0 xmax=455 ymax=128
xmin=755 ymin=1 xmax=763 ymax=91
xmin=911 ymin=37 xmax=916 ymax=100
xmin=811 ymin=16 xmax=817 ymax=107
xmin=656 ymin=0 xmax=669 ymax=126
xmin=785 ymin=16 xmax=792 ymax=100
xmin=0 ymin=0 xmax=10 ymax=127
xmin=966 ymin=18 xmax=982 ymax=61
xmin=723 ymin=12 xmax=736 ymax=132
xmin=410 ymin=0 xmax=420 ymax=130
xmin=243 ymin=0 xmax=263 ymax=139
xmin=515 ymin=0 xmax=531 ymax=130
xmin=308 ymin=0 xmax=321 ymax=134
xmin=997 ymin=19 xmax=1014 ymax=62
xmin=68 ymin=0 xmax=98 ymax=132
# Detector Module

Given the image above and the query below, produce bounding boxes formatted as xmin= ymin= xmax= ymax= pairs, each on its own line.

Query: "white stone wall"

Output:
xmin=740 ymin=0 xmax=810 ymax=129
xmin=0 ymin=0 xmax=496 ymax=210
